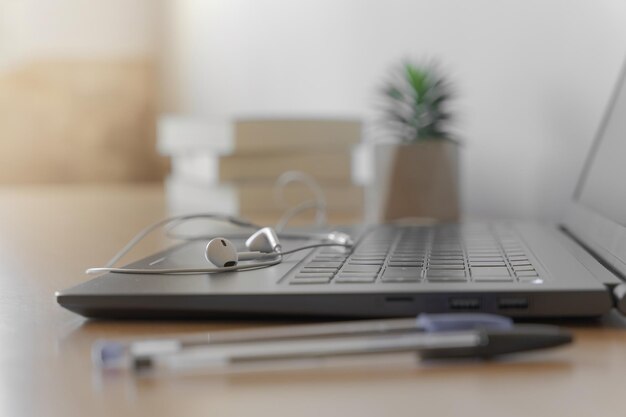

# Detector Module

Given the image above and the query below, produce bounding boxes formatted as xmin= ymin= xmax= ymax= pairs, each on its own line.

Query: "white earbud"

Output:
xmin=205 ymin=238 xmax=240 ymax=267
xmin=325 ymin=231 xmax=353 ymax=247
xmin=206 ymin=228 xmax=283 ymax=267
xmin=245 ymin=227 xmax=281 ymax=253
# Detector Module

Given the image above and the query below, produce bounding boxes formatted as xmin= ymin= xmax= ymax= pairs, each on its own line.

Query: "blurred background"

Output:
xmin=1 ymin=0 xmax=625 ymax=222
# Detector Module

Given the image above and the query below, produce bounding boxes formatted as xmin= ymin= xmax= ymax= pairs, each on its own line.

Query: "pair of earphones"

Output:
xmin=86 ymin=214 xmax=354 ymax=275
xmin=205 ymin=227 xmax=282 ymax=267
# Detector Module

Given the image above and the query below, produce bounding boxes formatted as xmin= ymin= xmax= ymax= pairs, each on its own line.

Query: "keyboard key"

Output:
xmin=306 ymin=261 xmax=343 ymax=269
xmin=319 ymin=248 xmax=349 ymax=255
xmin=381 ymin=274 xmax=421 ymax=283
xmin=350 ymin=255 xmax=386 ymax=261
xmin=468 ymin=257 xmax=504 ymax=262
xmin=335 ymin=273 xmax=377 ymax=283
xmin=467 ymin=251 xmax=501 ymax=256
xmin=355 ymin=238 xmax=386 ymax=247
xmin=354 ymin=250 xmax=387 ymax=254
xmin=381 ymin=267 xmax=422 ymax=282
xmin=290 ymin=277 xmax=332 ymax=284
xmin=428 ymin=264 xmax=465 ymax=270
xmin=388 ymin=261 xmax=423 ymax=267
xmin=471 ymin=267 xmax=510 ymax=277
xmin=427 ymin=275 xmax=467 ymax=282
xmin=426 ymin=270 xmax=466 ymax=278
xmin=513 ymin=265 xmax=535 ymax=272
xmin=508 ymin=256 xmax=529 ymax=262
xmin=294 ymin=272 xmax=334 ymax=279
xmin=389 ymin=256 xmax=424 ymax=262
xmin=469 ymin=261 xmax=506 ymax=267
xmin=390 ymin=254 xmax=424 ymax=259
xmin=341 ymin=265 xmax=381 ymax=273
xmin=429 ymin=259 xmax=465 ymax=265
xmin=473 ymin=276 xmax=515 ymax=282
xmin=516 ymin=270 xmax=539 ymax=277
xmin=429 ymin=259 xmax=464 ymax=264
xmin=518 ymin=277 xmax=544 ymax=284
xmin=313 ymin=255 xmax=348 ymax=262
xmin=510 ymin=260 xmax=532 ymax=266
xmin=347 ymin=259 xmax=384 ymax=265
xmin=384 ymin=266 xmax=422 ymax=276
xmin=299 ymin=268 xmax=338 ymax=274
xmin=430 ymin=252 xmax=463 ymax=257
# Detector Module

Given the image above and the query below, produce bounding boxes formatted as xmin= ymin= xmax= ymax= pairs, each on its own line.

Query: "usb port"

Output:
xmin=498 ymin=297 xmax=529 ymax=310
xmin=449 ymin=297 xmax=481 ymax=310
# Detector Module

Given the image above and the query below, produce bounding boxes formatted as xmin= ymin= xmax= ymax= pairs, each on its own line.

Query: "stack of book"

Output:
xmin=158 ymin=117 xmax=365 ymax=226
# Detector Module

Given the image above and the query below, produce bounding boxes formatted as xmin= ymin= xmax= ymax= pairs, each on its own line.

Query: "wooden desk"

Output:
xmin=1 ymin=184 xmax=625 ymax=417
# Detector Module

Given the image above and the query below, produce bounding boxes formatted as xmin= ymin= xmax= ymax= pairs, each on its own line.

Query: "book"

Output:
xmin=244 ymin=211 xmax=363 ymax=227
xmin=234 ymin=118 xmax=362 ymax=153
xmin=218 ymin=151 xmax=354 ymax=183
xmin=158 ymin=116 xmax=362 ymax=156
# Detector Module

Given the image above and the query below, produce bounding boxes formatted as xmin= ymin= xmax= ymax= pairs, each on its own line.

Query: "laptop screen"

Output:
xmin=575 ymin=64 xmax=626 ymax=226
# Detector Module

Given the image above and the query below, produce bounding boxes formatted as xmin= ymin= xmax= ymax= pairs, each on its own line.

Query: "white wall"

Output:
xmin=159 ymin=0 xmax=626 ymax=221
xmin=0 ymin=0 xmax=158 ymax=71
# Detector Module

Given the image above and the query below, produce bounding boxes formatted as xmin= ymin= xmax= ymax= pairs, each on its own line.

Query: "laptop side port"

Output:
xmin=497 ymin=297 xmax=529 ymax=310
xmin=385 ymin=296 xmax=414 ymax=303
xmin=449 ymin=297 xmax=481 ymax=311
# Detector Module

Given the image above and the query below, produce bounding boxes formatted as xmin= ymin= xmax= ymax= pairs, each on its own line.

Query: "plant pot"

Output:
xmin=368 ymin=141 xmax=460 ymax=223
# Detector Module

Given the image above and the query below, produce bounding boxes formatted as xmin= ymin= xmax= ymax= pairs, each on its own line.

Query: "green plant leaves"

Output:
xmin=378 ymin=59 xmax=455 ymax=143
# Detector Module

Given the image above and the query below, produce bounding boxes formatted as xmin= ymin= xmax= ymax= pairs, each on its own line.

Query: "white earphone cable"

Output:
xmin=276 ymin=243 xmax=350 ymax=256
xmin=103 ymin=213 xmax=260 ymax=268
xmin=87 ymin=256 xmax=283 ymax=275
xmin=87 ymin=172 xmax=351 ymax=276
xmin=86 ymin=213 xmax=353 ymax=276
xmin=85 ymin=242 xmax=351 ymax=275
xmin=273 ymin=171 xmax=327 ymax=231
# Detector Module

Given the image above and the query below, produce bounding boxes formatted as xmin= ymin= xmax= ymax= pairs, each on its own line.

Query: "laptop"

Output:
xmin=57 ymin=61 xmax=626 ymax=320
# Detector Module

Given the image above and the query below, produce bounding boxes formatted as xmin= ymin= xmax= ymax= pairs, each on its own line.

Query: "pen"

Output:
xmin=94 ymin=313 xmax=514 ymax=368
xmin=131 ymin=325 xmax=572 ymax=376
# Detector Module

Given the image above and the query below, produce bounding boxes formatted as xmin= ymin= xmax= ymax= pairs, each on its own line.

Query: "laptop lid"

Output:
xmin=563 ymin=57 xmax=626 ymax=278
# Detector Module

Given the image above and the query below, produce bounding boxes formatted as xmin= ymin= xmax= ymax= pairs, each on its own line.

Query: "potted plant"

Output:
xmin=370 ymin=60 xmax=460 ymax=222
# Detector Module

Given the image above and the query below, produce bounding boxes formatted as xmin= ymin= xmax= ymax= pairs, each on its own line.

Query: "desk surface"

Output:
xmin=1 ymin=184 xmax=625 ymax=417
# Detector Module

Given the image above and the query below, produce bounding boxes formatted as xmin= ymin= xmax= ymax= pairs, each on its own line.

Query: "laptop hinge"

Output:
xmin=559 ymin=225 xmax=624 ymax=287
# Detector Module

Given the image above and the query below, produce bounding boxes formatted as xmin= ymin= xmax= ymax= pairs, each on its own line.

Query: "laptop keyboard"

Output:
xmin=288 ymin=225 xmax=542 ymax=285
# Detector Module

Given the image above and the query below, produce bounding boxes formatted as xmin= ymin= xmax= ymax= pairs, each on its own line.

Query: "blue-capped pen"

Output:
xmin=94 ymin=314 xmax=570 ymax=371
xmin=127 ymin=324 xmax=571 ymax=375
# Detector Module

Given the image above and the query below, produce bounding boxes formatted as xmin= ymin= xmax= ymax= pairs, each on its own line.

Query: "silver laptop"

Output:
xmin=57 ymin=61 xmax=626 ymax=319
